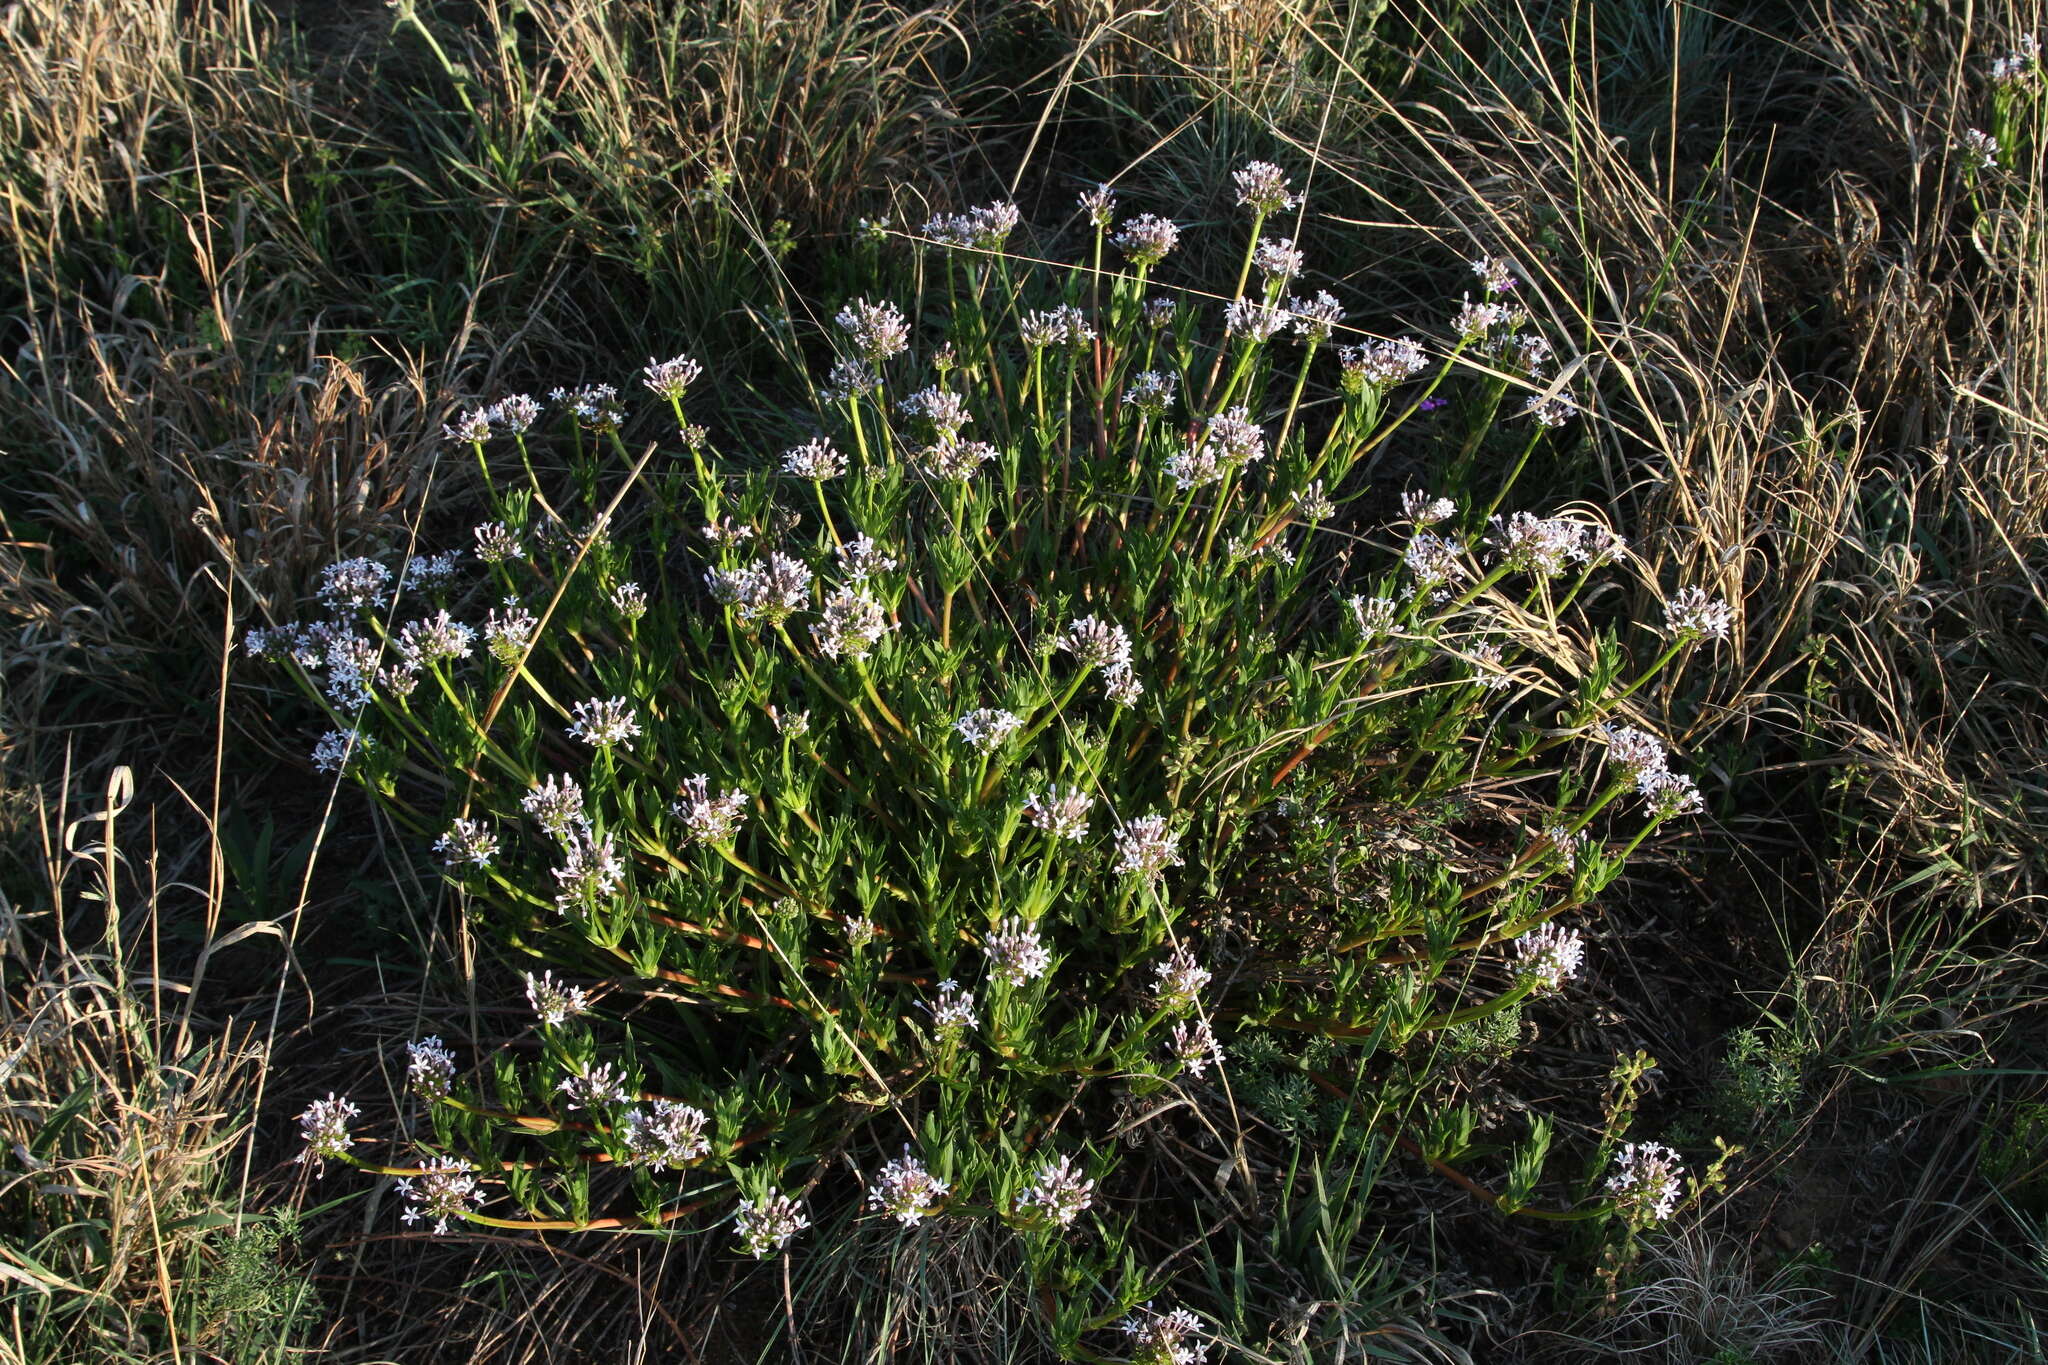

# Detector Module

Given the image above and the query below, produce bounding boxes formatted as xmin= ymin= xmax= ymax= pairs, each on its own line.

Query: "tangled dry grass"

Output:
xmin=3 ymin=0 xmax=2046 ymax=1361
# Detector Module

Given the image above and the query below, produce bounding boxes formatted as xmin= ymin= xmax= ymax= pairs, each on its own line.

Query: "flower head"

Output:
xmin=566 ymin=696 xmax=642 ymax=749
xmin=1152 ymin=946 xmax=1211 ymax=1013
xmin=1288 ymin=290 xmax=1343 ymax=343
xmin=1663 ymin=586 xmax=1733 ymax=640
xmin=407 ymin=1036 xmax=456 ymax=1102
xmin=294 ymin=1094 xmax=358 ymax=1172
xmin=915 ymin=438 xmax=999 ymax=481
xmin=556 ymin=1062 xmax=631 ymax=1110
xmin=984 ymin=916 xmax=1053 ymax=986
xmin=1599 ymin=725 xmax=1668 ymax=780
xmin=1403 ymin=490 xmax=1456 ymax=526
xmin=311 ymin=729 xmax=366 ymax=775
xmin=1471 ymin=255 xmax=1519 ymax=294
xmin=673 ymin=774 xmax=749 ymax=844
xmin=1023 ymin=785 xmax=1095 ymax=841
xmin=641 ymin=355 xmax=703 ymax=400
xmin=835 ymin=535 xmax=898 ymax=584
xmin=835 ymin=298 xmax=910 ymax=361
xmin=473 ymin=521 xmax=522 ymax=563
xmin=1487 ymin=512 xmax=1583 ymax=578
xmin=1120 ymin=369 xmax=1178 ymax=416
xmin=435 ymin=818 xmax=498 ymax=869
xmin=1121 ymin=1303 xmax=1207 ymax=1365
xmin=525 ymin=970 xmax=589 ymax=1027
xmin=782 ymin=438 xmax=847 ymax=480
xmin=1253 ymin=236 xmax=1305 ymax=283
xmin=954 ymin=707 xmax=1023 ymax=753
xmin=523 ymin=774 xmax=587 ymax=841
xmin=1345 ymin=594 xmax=1399 ymax=639
xmin=1512 ymin=923 xmax=1585 ymax=992
xmin=1232 ymin=160 xmax=1300 ymax=213
xmin=1338 ymin=336 xmax=1428 ymax=389
xmin=489 ymin=394 xmax=543 ymax=433
xmin=444 ymin=408 xmax=492 ymax=443
xmin=1521 ymin=393 xmax=1576 ymax=427
xmin=811 ymin=589 xmax=894 ymax=660
xmin=1403 ymin=531 xmax=1468 ymax=590
xmin=611 ymin=581 xmax=649 ymax=622
xmin=1060 ymin=615 xmax=1133 ymax=670
xmin=1605 ymin=1141 xmax=1684 ymax=1226
xmin=554 ymin=383 xmax=624 ymax=431
xmin=1170 ymin=1019 xmax=1223 ymax=1076
xmin=1113 ymin=213 xmax=1181 ymax=266
xmin=867 ymin=1148 xmax=949 ymax=1225
xmin=551 ymin=830 xmax=625 ymax=910
xmin=319 ymin=558 xmax=392 ymax=612
xmin=925 ymin=979 xmax=978 ymax=1036
xmin=395 ymin=1156 xmax=483 ymax=1234
xmin=1638 ymin=768 xmax=1704 ymax=819
xmin=1016 ymin=1153 xmax=1095 ymax=1226
xmin=1020 ymin=305 xmax=1095 ymax=351
xmin=1115 ymin=814 xmax=1182 ymax=880
xmin=1962 ymin=128 xmax=1999 ymax=171
xmin=620 ymin=1100 xmax=711 ymax=1169
xmin=1079 ymin=182 xmax=1117 ymax=228
xmin=924 ymin=201 xmax=1021 ymax=252
xmin=1224 ymin=296 xmax=1291 ymax=342
xmin=735 ymin=1189 xmax=810 ymax=1257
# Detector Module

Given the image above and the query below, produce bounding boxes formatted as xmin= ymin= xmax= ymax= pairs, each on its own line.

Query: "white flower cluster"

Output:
xmin=926 ymin=979 xmax=978 ymax=1035
xmin=706 ymin=552 xmax=813 ymax=625
xmin=1121 ymin=369 xmax=1178 ymax=415
xmin=396 ymin=1156 xmax=484 ymax=1234
xmin=1403 ymin=489 xmax=1456 ymax=525
xmin=556 ymin=1061 xmax=631 ymax=1110
xmin=435 ymin=818 xmax=498 ymax=868
xmin=1112 ymin=213 xmax=1180 ymax=266
xmin=1961 ymin=127 xmax=1999 ymax=170
xmin=1121 ymin=1303 xmax=1208 ymax=1365
xmin=782 ymin=438 xmax=847 ymax=480
xmin=1663 ymin=585 xmax=1734 ymax=640
xmin=566 ymin=696 xmax=642 ymax=749
xmin=641 ymin=354 xmax=703 ymax=400
xmin=1253 ymin=236 xmax=1305 ymax=282
xmin=1116 ymin=814 xmax=1182 ymax=881
xmin=835 ymin=297 xmax=910 ymax=361
xmin=984 ymin=916 xmax=1053 ymax=986
xmin=1165 ymin=406 xmax=1266 ymax=490
xmin=523 ymin=774 xmax=587 ymax=841
xmin=1020 ymin=305 xmax=1094 ymax=350
xmin=1991 ymin=33 xmax=2040 ymax=82
xmin=1024 ymin=785 xmax=1095 ymax=841
xmin=812 ymin=588 xmax=894 ymax=659
xmin=734 ymin=1188 xmax=810 ymax=1257
xmin=1170 ymin=1019 xmax=1222 ymax=1077
xmin=673 ymin=774 xmax=749 ymax=844
xmin=954 ymin=707 xmax=1023 ymax=753
xmin=1059 ymin=615 xmax=1144 ymax=705
xmin=1288 ymin=290 xmax=1343 ymax=343
xmin=1152 ymin=946 xmax=1210 ymax=1012
xmin=294 ymin=1094 xmax=358 ymax=1172
xmin=1232 ymin=160 xmax=1300 ymax=213
xmin=1512 ymin=923 xmax=1585 ymax=992
xmin=1605 ymin=1141 xmax=1684 ymax=1225
xmin=867 ymin=1148 xmax=950 ymax=1225
xmin=1597 ymin=725 xmax=1704 ymax=818
xmin=1079 ymin=183 xmax=1116 ymax=228
xmin=552 ymin=830 xmax=625 ymax=909
xmin=1223 ymin=296 xmax=1291 ymax=342
xmin=525 ymin=970 xmax=590 ymax=1027
xmin=620 ymin=1100 xmax=711 ymax=1169
xmin=1471 ymin=255 xmax=1519 ymax=294
xmin=923 ymin=200 xmax=1021 ymax=251
xmin=1339 ymin=336 xmax=1428 ymax=388
xmin=551 ymin=382 xmax=624 ymax=431
xmin=407 ymin=1036 xmax=456 ymax=1102
xmin=1016 ymin=1153 xmax=1095 ymax=1226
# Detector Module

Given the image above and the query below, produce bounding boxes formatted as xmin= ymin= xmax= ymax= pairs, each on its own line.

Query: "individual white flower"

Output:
xmin=867 ymin=1148 xmax=950 ymax=1225
xmin=551 ymin=830 xmax=625 ymax=909
xmin=435 ymin=818 xmax=498 ymax=868
xmin=925 ymin=979 xmax=978 ymax=1036
xmin=673 ymin=774 xmax=749 ymax=844
xmin=1115 ymin=814 xmax=1181 ymax=880
xmin=1112 ymin=213 xmax=1181 ymax=266
xmin=294 ymin=1094 xmax=359 ymax=1172
xmin=1232 ymin=160 xmax=1300 ymax=213
xmin=1170 ymin=1019 xmax=1223 ymax=1077
xmin=954 ymin=707 xmax=1023 ymax=753
xmin=566 ymin=696 xmax=642 ymax=749
xmin=641 ymin=354 xmax=703 ymax=400
xmin=734 ymin=1189 xmax=810 ymax=1257
xmin=835 ymin=298 xmax=911 ymax=361
xmin=407 ymin=1036 xmax=456 ymax=1102
xmin=1016 ymin=1153 xmax=1095 ymax=1226
xmin=984 ymin=916 xmax=1052 ymax=986
xmin=1663 ymin=586 xmax=1733 ymax=640
xmin=395 ymin=1156 xmax=483 ymax=1234
xmin=1120 ymin=1303 xmax=1208 ymax=1365
xmin=556 ymin=1062 xmax=631 ymax=1110
xmin=782 ymin=438 xmax=847 ymax=480
xmin=1605 ymin=1141 xmax=1684 ymax=1226
xmin=620 ymin=1100 xmax=711 ymax=1169
xmin=525 ymin=970 xmax=589 ymax=1027
xmin=318 ymin=558 xmax=392 ymax=612
xmin=1253 ymin=236 xmax=1305 ymax=282
xmin=1152 ymin=946 xmax=1211 ymax=1013
xmin=1512 ymin=923 xmax=1585 ymax=992
xmin=811 ymin=589 xmax=894 ymax=660
xmin=1023 ymin=785 xmax=1095 ymax=841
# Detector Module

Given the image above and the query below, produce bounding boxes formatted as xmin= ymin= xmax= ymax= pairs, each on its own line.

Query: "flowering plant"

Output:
xmin=255 ymin=166 xmax=1730 ymax=1351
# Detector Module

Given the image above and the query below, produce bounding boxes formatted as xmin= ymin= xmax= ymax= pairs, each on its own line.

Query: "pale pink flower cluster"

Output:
xmin=867 ymin=1148 xmax=950 ymax=1225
